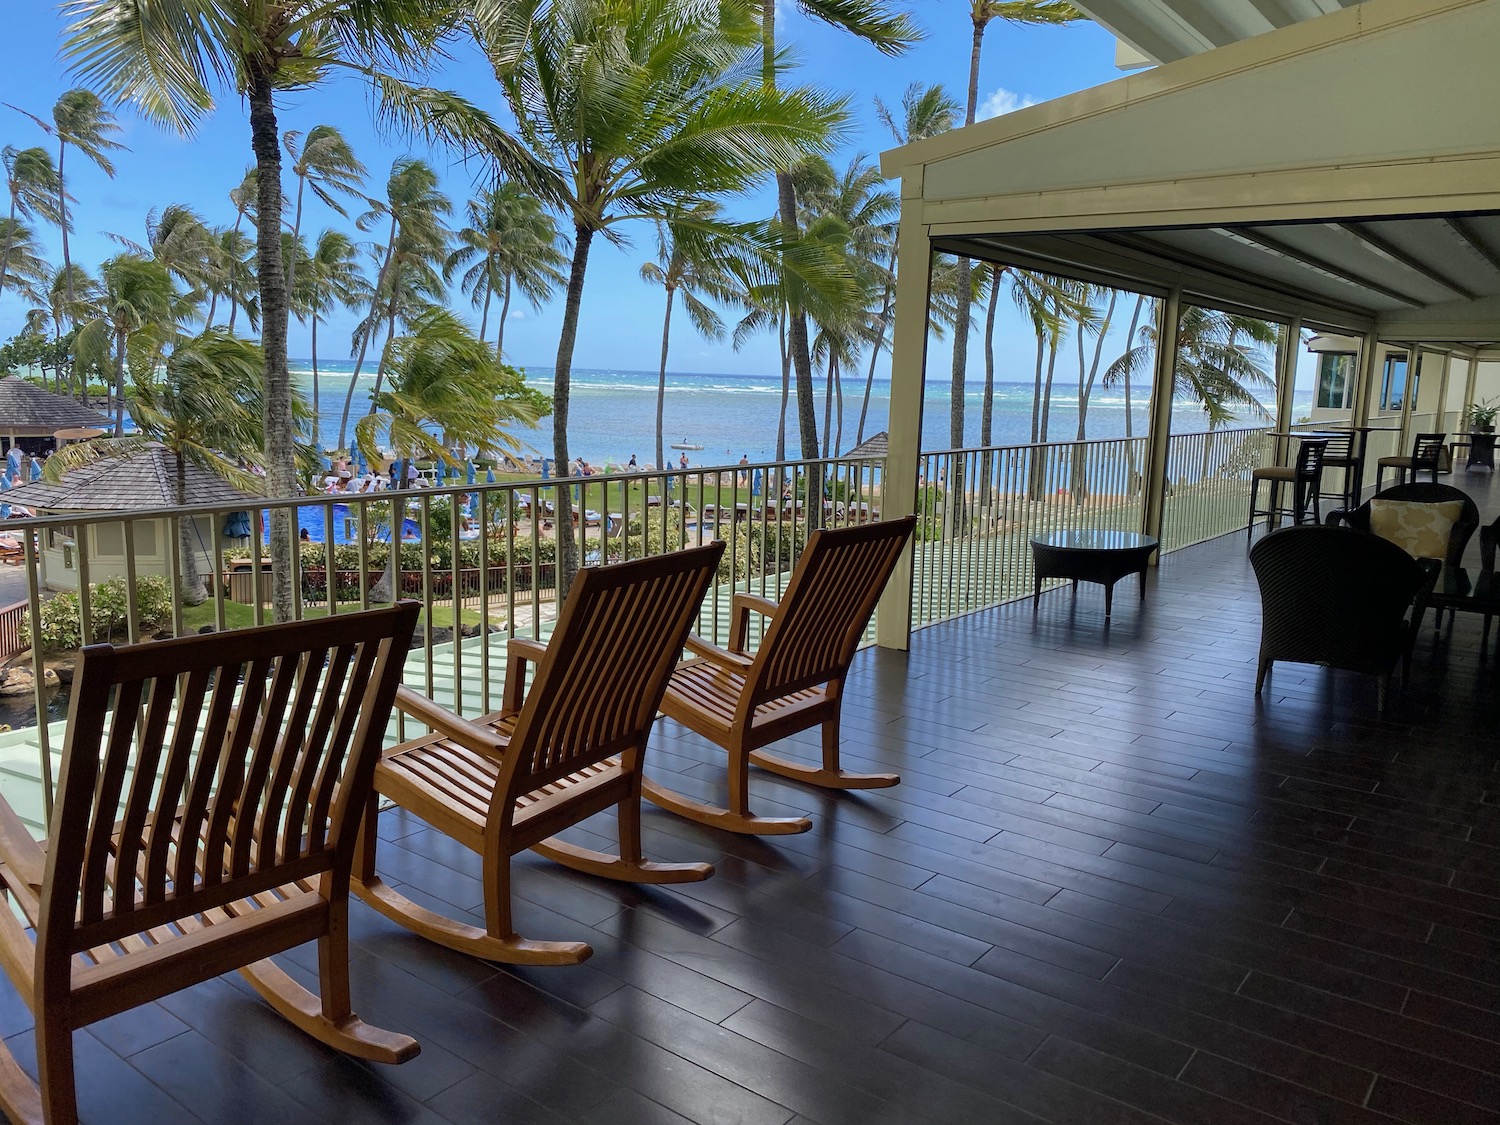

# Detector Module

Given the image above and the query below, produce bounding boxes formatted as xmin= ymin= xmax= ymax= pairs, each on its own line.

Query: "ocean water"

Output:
xmin=297 ymin=360 xmax=1310 ymax=468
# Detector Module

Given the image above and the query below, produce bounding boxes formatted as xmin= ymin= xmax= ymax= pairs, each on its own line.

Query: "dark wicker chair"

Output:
xmin=1250 ymin=525 xmax=1428 ymax=711
xmin=1325 ymin=481 xmax=1478 ymax=567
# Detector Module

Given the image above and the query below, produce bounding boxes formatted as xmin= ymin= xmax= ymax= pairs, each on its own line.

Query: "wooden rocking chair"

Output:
xmin=643 ymin=515 xmax=917 ymax=835
xmin=354 ymin=543 xmax=724 ymax=966
xmin=0 ymin=602 xmax=422 ymax=1125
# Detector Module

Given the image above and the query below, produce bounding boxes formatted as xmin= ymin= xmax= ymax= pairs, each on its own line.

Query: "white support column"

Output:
xmin=1352 ymin=329 xmax=1378 ymax=429
xmin=1273 ymin=317 xmax=1303 ymax=465
xmin=875 ymin=182 xmax=934 ymax=651
xmin=1141 ymin=287 xmax=1182 ymax=545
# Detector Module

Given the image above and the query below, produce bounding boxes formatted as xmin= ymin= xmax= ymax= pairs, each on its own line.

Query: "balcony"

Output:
xmin=0 ymin=442 xmax=1495 ymax=1124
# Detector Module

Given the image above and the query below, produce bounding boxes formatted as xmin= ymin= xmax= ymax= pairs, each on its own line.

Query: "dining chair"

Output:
xmin=1247 ymin=438 xmax=1327 ymax=543
xmin=1376 ymin=432 xmax=1446 ymax=491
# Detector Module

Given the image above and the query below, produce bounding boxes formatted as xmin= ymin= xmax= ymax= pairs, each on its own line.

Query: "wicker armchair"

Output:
xmin=1250 ymin=525 xmax=1429 ymax=710
xmin=1325 ymin=482 xmax=1478 ymax=567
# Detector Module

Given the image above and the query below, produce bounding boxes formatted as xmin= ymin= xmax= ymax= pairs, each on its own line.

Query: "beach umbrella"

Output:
xmin=0 ymin=476 xmax=10 ymax=493
xmin=223 ymin=511 xmax=252 ymax=539
xmin=485 ymin=466 xmax=495 ymax=484
xmin=29 ymin=458 xmax=41 ymax=482
xmin=354 ymin=449 xmax=367 ymax=475
xmin=0 ymin=502 xmax=10 ymax=520
xmin=751 ymin=469 xmax=762 ymax=497
xmin=465 ymin=461 xmax=476 ymax=486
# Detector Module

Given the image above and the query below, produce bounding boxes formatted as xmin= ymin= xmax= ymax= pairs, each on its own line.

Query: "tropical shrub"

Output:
xmin=23 ymin=575 xmax=173 ymax=652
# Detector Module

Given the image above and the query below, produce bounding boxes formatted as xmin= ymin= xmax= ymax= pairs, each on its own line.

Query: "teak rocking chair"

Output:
xmin=643 ymin=516 xmax=917 ymax=835
xmin=0 ymin=602 xmax=421 ymax=1125
xmin=354 ymin=543 xmax=724 ymax=966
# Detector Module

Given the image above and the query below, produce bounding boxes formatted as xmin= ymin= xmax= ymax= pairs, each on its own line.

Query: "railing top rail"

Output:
xmin=0 ymin=454 xmax=889 ymax=534
xmin=918 ymin=427 xmax=1267 ymax=461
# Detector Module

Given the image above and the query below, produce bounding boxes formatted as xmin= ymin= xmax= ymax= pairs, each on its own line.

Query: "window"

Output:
xmin=1315 ymin=353 xmax=1355 ymax=410
xmin=1380 ymin=353 xmax=1409 ymax=411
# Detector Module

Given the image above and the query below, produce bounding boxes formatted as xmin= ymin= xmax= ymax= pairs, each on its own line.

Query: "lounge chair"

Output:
xmin=643 ymin=516 xmax=917 ymax=835
xmin=354 ymin=543 xmax=725 ymax=966
xmin=1250 ymin=524 xmax=1427 ymax=711
xmin=1326 ymin=481 xmax=1478 ymax=567
xmin=0 ymin=603 xmax=422 ymax=1125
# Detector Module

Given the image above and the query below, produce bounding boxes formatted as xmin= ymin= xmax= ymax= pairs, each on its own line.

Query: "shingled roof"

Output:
xmin=843 ymin=431 xmax=888 ymax=459
xmin=5 ymin=443 xmax=260 ymax=511
xmin=0 ymin=377 xmax=110 ymax=435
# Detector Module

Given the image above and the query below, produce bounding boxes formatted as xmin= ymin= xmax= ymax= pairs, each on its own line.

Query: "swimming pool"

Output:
xmin=254 ymin=505 xmax=419 ymax=545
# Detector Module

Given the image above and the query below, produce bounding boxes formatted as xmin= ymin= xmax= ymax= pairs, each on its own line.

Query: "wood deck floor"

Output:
xmin=8 ymin=483 xmax=1500 ymax=1125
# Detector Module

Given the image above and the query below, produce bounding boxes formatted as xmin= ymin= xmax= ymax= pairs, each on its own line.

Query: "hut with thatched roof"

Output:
xmin=0 ymin=377 xmax=110 ymax=455
xmin=4 ymin=443 xmax=260 ymax=593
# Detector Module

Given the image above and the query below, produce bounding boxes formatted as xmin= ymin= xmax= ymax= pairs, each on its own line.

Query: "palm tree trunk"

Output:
xmin=947 ymin=15 xmax=987 ymax=456
xmin=337 ymin=214 xmax=396 ymax=450
xmin=655 ymin=287 xmax=674 ymax=472
xmin=0 ymin=196 xmax=17 ymax=301
xmin=478 ymin=274 xmax=492 ymax=342
xmin=369 ymin=309 xmax=398 ymax=409
xmin=822 ymin=352 xmax=834 ymax=458
xmin=175 ymin=453 xmax=205 ymax=605
xmin=1030 ymin=330 xmax=1045 ymax=442
xmin=311 ymin=313 xmax=321 ymax=451
xmin=111 ymin=329 xmax=127 ymax=436
xmin=981 ymin=268 xmax=1001 ymax=447
xmin=286 ymin=173 xmax=306 ymax=292
xmin=834 ymin=355 xmax=843 ymax=457
xmin=248 ymin=72 xmax=297 ymax=624
xmin=1040 ymin=336 xmax=1059 ymax=441
xmin=1122 ymin=295 xmax=1146 ymax=492
xmin=58 ymin=139 xmax=74 ymax=316
xmin=553 ymin=223 xmax=595 ymax=599
xmin=857 ymin=242 xmax=899 ymax=445
xmin=776 ymin=313 xmax=789 ymax=461
xmin=497 ymin=274 xmax=511 ymax=358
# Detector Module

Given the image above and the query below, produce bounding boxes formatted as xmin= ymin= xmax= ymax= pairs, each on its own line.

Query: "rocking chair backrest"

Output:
xmin=40 ymin=603 xmax=419 ymax=961
xmin=505 ymin=543 xmax=724 ymax=792
xmin=746 ymin=516 xmax=916 ymax=709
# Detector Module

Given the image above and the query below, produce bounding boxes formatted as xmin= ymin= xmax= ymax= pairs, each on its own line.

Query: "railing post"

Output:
xmin=1141 ymin=286 xmax=1182 ymax=545
xmin=876 ymin=190 xmax=934 ymax=652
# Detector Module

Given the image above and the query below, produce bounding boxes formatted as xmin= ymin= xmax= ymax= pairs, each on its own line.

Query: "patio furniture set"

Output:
xmin=0 ymin=517 xmax=915 ymax=1124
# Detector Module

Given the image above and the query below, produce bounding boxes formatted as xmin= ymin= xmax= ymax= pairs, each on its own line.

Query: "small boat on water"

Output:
xmin=670 ymin=439 xmax=705 ymax=450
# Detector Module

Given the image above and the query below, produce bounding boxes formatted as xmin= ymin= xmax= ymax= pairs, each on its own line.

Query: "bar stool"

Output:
xmin=1315 ymin=431 xmax=1359 ymax=510
xmin=1248 ymin=438 xmax=1328 ymax=544
xmin=1375 ymin=432 xmax=1445 ymax=492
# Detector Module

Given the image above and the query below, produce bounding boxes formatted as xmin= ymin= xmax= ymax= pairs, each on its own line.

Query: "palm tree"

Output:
xmin=302 ymin=229 xmax=368 ymax=445
xmin=0 ymin=220 xmax=49 ymax=305
xmin=73 ymin=254 xmax=176 ymax=435
xmin=204 ymin=224 xmax=256 ymax=328
xmin=1 ymin=147 xmax=63 ymax=304
xmin=46 ymin=264 xmax=98 ymax=401
xmin=481 ymin=0 xmax=843 ymax=596
xmin=283 ymin=125 xmax=366 ymax=292
xmin=952 ymin=2 xmax=1080 ymax=448
xmin=109 ymin=204 xmax=219 ymax=300
xmin=353 ymin=308 xmax=543 ymax=601
xmin=336 ymin=158 xmax=451 ymax=450
xmin=10 ymin=90 xmax=127 ymax=322
xmin=759 ymin=0 xmax=920 ymax=460
xmin=1104 ymin=305 xmax=1278 ymax=431
xmin=445 ymin=181 xmax=567 ymax=359
xmin=640 ymin=202 xmax=737 ymax=470
xmin=47 ymin=329 xmax=268 ymax=603
xmin=62 ymin=0 xmax=503 ymax=624
xmin=861 ymin=83 xmax=960 ymax=444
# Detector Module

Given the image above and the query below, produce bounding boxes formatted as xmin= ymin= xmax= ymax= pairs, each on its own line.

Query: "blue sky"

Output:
xmin=1 ymin=4 xmax=1128 ymax=383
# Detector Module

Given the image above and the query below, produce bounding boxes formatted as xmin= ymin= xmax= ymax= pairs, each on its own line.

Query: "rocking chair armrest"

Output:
xmin=729 ymin=592 xmax=779 ymax=650
xmin=503 ymin=637 xmax=549 ymax=711
xmin=683 ymin=633 xmax=754 ymax=671
xmin=0 ymin=795 xmax=43 ymax=892
xmin=392 ymin=685 xmax=508 ymax=757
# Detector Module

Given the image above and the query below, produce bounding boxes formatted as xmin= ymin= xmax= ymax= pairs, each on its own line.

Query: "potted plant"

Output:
xmin=1469 ymin=398 xmax=1498 ymax=432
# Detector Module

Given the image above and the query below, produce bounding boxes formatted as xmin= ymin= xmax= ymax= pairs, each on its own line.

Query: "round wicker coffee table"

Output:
xmin=1029 ymin=530 xmax=1159 ymax=618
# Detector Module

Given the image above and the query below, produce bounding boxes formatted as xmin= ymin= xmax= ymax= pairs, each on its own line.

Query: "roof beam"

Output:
xmin=1336 ymin=223 xmax=1479 ymax=301
xmin=1445 ymin=217 xmax=1500 ymax=275
xmin=1219 ymin=228 xmax=1424 ymax=307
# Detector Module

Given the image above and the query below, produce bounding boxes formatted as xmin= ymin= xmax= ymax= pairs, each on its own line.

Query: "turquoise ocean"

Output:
xmin=297 ymin=360 xmax=1313 ymax=469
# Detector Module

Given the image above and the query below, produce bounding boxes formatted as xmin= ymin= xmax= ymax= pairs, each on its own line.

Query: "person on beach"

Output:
xmin=737 ymin=454 xmax=749 ymax=486
xmin=679 ymin=452 xmax=689 ymax=471
xmin=627 ymin=453 xmax=638 ymax=470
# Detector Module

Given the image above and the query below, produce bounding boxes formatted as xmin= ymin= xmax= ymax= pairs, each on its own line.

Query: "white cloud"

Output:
xmin=977 ymin=87 xmax=1037 ymax=120
xmin=508 ymin=309 xmax=525 ymax=320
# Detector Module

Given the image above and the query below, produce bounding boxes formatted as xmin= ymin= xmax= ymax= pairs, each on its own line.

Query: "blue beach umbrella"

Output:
xmin=354 ymin=449 xmax=368 ymax=475
xmin=29 ymin=458 xmax=41 ymax=482
xmin=465 ymin=461 xmax=476 ymax=486
xmin=0 ymin=502 xmax=10 ymax=520
xmin=223 ymin=511 xmax=252 ymax=538
xmin=485 ymin=466 xmax=495 ymax=484
xmin=0 ymin=476 xmax=10 ymax=494
xmin=751 ymin=469 xmax=762 ymax=497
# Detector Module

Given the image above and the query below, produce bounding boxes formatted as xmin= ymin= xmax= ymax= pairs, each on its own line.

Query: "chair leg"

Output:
xmin=1377 ymin=673 xmax=1390 ymax=712
xmin=750 ymin=714 xmax=901 ymax=791
xmin=34 ymin=1016 xmax=76 ymax=1125
xmin=1246 ymin=478 xmax=1260 ymax=544
xmin=1255 ymin=657 xmax=1271 ymax=695
xmin=641 ymin=773 xmax=812 ymax=836
xmin=0 ymin=1034 xmax=43 ymax=1125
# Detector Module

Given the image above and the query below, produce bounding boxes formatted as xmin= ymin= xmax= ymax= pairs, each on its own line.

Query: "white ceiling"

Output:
xmin=1074 ymin=0 xmax=1366 ymax=63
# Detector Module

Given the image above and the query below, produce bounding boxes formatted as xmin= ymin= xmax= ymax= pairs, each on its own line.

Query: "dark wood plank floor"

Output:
xmin=9 ymin=479 xmax=1500 ymax=1125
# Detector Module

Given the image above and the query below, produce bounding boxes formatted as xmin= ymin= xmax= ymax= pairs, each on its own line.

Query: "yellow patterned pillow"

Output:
xmin=1367 ymin=498 xmax=1464 ymax=560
